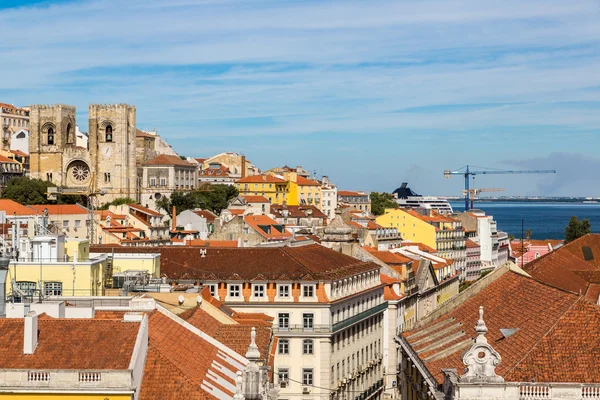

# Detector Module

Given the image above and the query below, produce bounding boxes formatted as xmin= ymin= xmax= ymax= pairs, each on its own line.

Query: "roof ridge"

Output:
xmin=279 ymin=245 xmax=314 ymax=272
xmin=504 ymin=295 xmax=585 ymax=378
xmin=146 ymin=345 xmax=201 ymax=389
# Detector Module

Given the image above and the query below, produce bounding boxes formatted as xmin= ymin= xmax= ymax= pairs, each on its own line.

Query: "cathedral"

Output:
xmin=29 ymin=104 xmax=137 ymax=203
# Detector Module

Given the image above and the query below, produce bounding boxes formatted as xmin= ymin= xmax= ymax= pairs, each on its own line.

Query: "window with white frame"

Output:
xmin=302 ymin=284 xmax=315 ymax=298
xmin=44 ymin=282 xmax=62 ymax=296
xmin=278 ymin=313 xmax=289 ymax=329
xmin=278 ymin=368 xmax=289 ymax=385
xmin=253 ymin=284 xmax=265 ymax=298
xmin=302 ymin=339 xmax=314 ymax=355
xmin=278 ymin=339 xmax=289 ymax=354
xmin=278 ymin=284 xmax=290 ymax=298
xmin=228 ymin=284 xmax=241 ymax=298
xmin=302 ymin=369 xmax=313 ymax=386
xmin=207 ymin=284 xmax=217 ymax=297
xmin=303 ymin=313 xmax=314 ymax=329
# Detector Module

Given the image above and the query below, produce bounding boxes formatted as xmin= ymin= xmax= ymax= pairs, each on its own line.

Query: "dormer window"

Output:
xmin=302 ymin=284 xmax=315 ymax=298
xmin=105 ymin=125 xmax=113 ymax=142
xmin=228 ymin=283 xmax=241 ymax=298
xmin=252 ymin=284 xmax=265 ymax=298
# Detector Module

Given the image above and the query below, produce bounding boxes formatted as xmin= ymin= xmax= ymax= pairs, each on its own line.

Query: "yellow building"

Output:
xmin=235 ymin=174 xmax=288 ymax=204
xmin=283 ymin=172 xmax=322 ymax=206
xmin=376 ymin=208 xmax=467 ymax=272
xmin=8 ymin=237 xmax=107 ymax=298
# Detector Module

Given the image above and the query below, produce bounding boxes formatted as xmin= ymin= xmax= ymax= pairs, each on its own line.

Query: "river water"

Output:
xmin=449 ymin=202 xmax=600 ymax=240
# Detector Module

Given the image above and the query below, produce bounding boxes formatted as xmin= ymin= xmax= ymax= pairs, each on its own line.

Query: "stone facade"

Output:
xmin=29 ymin=104 xmax=137 ymax=204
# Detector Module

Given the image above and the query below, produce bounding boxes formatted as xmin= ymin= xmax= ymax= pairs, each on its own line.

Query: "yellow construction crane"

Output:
xmin=461 ymin=188 xmax=504 ymax=210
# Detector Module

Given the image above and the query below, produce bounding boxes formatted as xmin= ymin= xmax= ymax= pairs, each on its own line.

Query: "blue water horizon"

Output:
xmin=449 ymin=201 xmax=600 ymax=240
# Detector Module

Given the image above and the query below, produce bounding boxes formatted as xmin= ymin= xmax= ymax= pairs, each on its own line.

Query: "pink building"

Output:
xmin=510 ymin=239 xmax=563 ymax=267
xmin=465 ymin=239 xmax=482 ymax=281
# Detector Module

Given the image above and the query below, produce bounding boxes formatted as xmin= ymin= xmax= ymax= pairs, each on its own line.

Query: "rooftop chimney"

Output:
xmin=0 ymin=257 xmax=10 ymax=318
xmin=241 ymin=155 xmax=246 ymax=179
xmin=171 ymin=206 xmax=177 ymax=231
xmin=23 ymin=311 xmax=38 ymax=354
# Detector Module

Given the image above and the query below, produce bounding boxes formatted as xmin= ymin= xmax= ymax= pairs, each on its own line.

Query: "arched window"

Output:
xmin=105 ymin=125 xmax=113 ymax=142
xmin=47 ymin=127 xmax=54 ymax=145
xmin=66 ymin=123 xmax=73 ymax=143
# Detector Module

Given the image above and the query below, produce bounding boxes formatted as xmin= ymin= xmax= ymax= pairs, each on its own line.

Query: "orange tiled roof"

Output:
xmin=0 ymin=199 xmax=38 ymax=215
xmin=241 ymin=195 xmax=270 ymax=203
xmin=403 ymin=270 xmax=600 ymax=384
xmin=0 ymin=318 xmax=139 ymax=370
xmin=140 ymin=310 xmax=242 ymax=399
xmin=187 ymin=239 xmax=239 ymax=248
xmin=0 ymin=154 xmax=18 ymax=163
xmin=236 ymin=175 xmax=286 ymax=184
xmin=89 ymin=244 xmax=381 ymax=283
xmin=338 ymin=190 xmax=368 ymax=197
xmin=179 ymin=307 xmax=272 ymax=360
xmin=227 ymin=209 xmax=245 ymax=216
xmin=465 ymin=239 xmax=480 ymax=248
xmin=128 ymin=203 xmax=163 ymax=217
xmin=10 ymin=150 xmax=28 ymax=157
xmin=523 ymin=234 xmax=600 ymax=296
xmin=364 ymin=247 xmax=412 ymax=265
xmin=144 ymin=154 xmax=193 ymax=167
xmin=270 ymin=204 xmax=327 ymax=219
xmin=295 ymin=176 xmax=320 ymax=186
xmin=29 ymin=204 xmax=89 ymax=215
xmin=192 ymin=210 xmax=218 ymax=222
xmin=243 ymin=215 xmax=292 ymax=240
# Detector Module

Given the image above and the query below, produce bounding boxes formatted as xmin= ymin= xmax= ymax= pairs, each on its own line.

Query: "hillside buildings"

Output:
xmin=138 ymin=154 xmax=197 ymax=210
xmin=0 ymin=103 xmax=29 ymax=151
xmin=376 ymin=208 xmax=467 ymax=279
xmin=91 ymin=244 xmax=389 ymax=400
xmin=338 ymin=191 xmax=371 ymax=213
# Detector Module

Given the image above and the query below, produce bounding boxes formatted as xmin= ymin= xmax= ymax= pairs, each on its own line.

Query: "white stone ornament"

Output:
xmin=460 ymin=306 xmax=504 ymax=383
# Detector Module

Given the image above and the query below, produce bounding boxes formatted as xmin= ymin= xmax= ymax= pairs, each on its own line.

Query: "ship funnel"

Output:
xmin=0 ymin=257 xmax=11 ymax=318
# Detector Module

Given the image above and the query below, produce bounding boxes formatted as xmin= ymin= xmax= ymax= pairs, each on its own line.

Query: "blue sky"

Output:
xmin=2 ymin=0 xmax=600 ymax=196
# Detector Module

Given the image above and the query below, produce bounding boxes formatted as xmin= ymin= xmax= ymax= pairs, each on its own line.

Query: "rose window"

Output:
xmin=68 ymin=161 xmax=91 ymax=184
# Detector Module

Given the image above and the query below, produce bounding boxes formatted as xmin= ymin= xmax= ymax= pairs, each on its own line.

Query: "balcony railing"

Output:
xmin=333 ymin=302 xmax=388 ymax=332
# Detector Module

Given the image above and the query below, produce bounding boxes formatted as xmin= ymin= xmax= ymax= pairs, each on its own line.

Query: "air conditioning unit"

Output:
xmin=303 ymin=387 xmax=311 ymax=394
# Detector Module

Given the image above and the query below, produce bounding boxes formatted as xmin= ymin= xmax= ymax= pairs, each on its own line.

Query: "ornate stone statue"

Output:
xmin=460 ymin=306 xmax=504 ymax=383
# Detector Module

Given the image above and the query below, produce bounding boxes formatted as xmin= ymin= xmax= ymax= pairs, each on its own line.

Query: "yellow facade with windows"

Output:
xmin=234 ymin=176 xmax=288 ymax=204
xmin=376 ymin=209 xmax=437 ymax=248
xmin=284 ymin=173 xmax=322 ymax=206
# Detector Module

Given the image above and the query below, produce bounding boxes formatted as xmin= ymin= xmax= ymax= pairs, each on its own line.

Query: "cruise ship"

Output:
xmin=392 ymin=182 xmax=454 ymax=213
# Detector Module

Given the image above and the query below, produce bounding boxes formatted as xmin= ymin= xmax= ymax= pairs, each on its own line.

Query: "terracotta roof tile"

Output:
xmin=236 ymin=175 xmax=286 ymax=184
xmin=403 ymin=271 xmax=596 ymax=384
xmin=29 ymin=204 xmax=89 ymax=215
xmin=270 ymin=205 xmax=327 ymax=219
xmin=128 ymin=203 xmax=163 ymax=217
xmin=295 ymin=176 xmax=320 ymax=186
xmin=145 ymin=154 xmax=193 ymax=167
xmin=90 ymin=244 xmax=380 ymax=282
xmin=243 ymin=215 xmax=292 ymax=240
xmin=0 ymin=199 xmax=38 ymax=215
xmin=241 ymin=195 xmax=270 ymax=203
xmin=187 ymin=239 xmax=239 ymax=247
xmin=338 ymin=190 xmax=368 ymax=197
xmin=0 ymin=318 xmax=139 ymax=370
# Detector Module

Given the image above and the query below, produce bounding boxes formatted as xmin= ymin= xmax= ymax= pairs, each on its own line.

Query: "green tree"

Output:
xmin=155 ymin=184 xmax=239 ymax=217
xmin=565 ymin=216 xmax=592 ymax=243
xmin=370 ymin=192 xmax=398 ymax=216
xmin=1 ymin=177 xmax=54 ymax=205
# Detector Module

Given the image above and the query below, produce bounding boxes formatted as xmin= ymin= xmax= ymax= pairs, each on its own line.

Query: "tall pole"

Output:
xmin=521 ymin=219 xmax=524 ymax=269
xmin=464 ymin=167 xmax=470 ymax=211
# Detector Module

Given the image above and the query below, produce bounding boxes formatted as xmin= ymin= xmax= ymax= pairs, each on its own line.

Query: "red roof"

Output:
xmin=10 ymin=149 xmax=28 ymax=157
xmin=295 ymin=176 xmax=320 ymax=186
xmin=29 ymin=204 xmax=89 ymax=215
xmin=128 ymin=203 xmax=163 ymax=217
xmin=192 ymin=210 xmax=218 ymax=222
xmin=0 ymin=318 xmax=139 ymax=370
xmin=404 ymin=270 xmax=600 ymax=384
xmin=270 ymin=204 xmax=328 ymax=219
xmin=364 ymin=247 xmax=412 ymax=265
xmin=236 ymin=175 xmax=286 ymax=184
xmin=401 ymin=241 xmax=437 ymax=253
xmin=187 ymin=239 xmax=238 ymax=247
xmin=144 ymin=154 xmax=193 ymax=167
xmin=338 ymin=190 xmax=368 ymax=197
xmin=241 ymin=195 xmax=270 ymax=203
xmin=0 ymin=200 xmax=38 ymax=216
xmin=465 ymin=239 xmax=480 ymax=248
xmin=243 ymin=215 xmax=292 ymax=240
